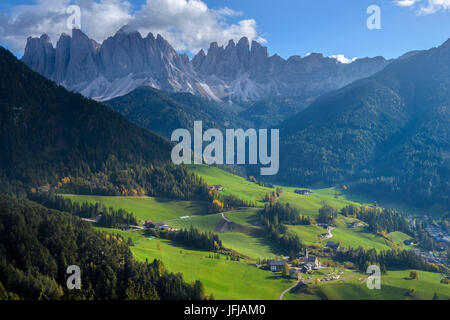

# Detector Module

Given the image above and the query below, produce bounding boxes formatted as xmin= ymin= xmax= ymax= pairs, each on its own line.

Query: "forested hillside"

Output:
xmin=278 ymin=39 xmax=450 ymax=210
xmin=0 ymin=196 xmax=206 ymax=300
xmin=0 ymin=47 xmax=208 ymax=200
xmin=104 ymin=87 xmax=252 ymax=138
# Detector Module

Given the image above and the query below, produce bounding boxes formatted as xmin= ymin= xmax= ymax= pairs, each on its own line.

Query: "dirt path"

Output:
xmin=280 ymin=280 xmax=301 ymax=300
xmin=221 ymin=212 xmax=232 ymax=223
xmin=321 ymin=226 xmax=335 ymax=241
xmin=215 ymin=209 xmax=264 ymax=237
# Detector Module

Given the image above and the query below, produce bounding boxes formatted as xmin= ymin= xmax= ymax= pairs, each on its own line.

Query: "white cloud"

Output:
xmin=328 ymin=54 xmax=357 ymax=64
xmin=130 ymin=0 xmax=265 ymax=53
xmin=0 ymin=0 xmax=264 ymax=54
xmin=394 ymin=0 xmax=450 ymax=14
xmin=394 ymin=0 xmax=421 ymax=7
xmin=418 ymin=0 xmax=450 ymax=14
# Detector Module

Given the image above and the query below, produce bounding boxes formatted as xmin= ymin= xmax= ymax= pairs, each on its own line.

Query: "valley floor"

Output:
xmin=64 ymin=165 xmax=449 ymax=300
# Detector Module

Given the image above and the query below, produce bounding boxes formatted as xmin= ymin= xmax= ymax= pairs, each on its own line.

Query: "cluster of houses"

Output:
xmin=294 ymin=189 xmax=313 ymax=196
xmin=407 ymin=215 xmax=449 ymax=252
xmin=143 ymin=220 xmax=174 ymax=231
xmin=320 ymin=274 xmax=341 ymax=282
xmin=411 ymin=248 xmax=448 ymax=265
xmin=266 ymin=250 xmax=321 ymax=279
xmin=208 ymin=185 xmax=224 ymax=191
xmin=425 ymin=223 xmax=449 ymax=249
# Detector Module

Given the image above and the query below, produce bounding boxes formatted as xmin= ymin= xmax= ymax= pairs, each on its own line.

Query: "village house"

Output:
xmin=267 ymin=260 xmax=286 ymax=272
xmin=306 ymin=256 xmax=320 ymax=269
xmin=302 ymin=249 xmax=320 ymax=270
xmin=148 ymin=222 xmax=170 ymax=230
xmin=403 ymin=239 xmax=417 ymax=246
xmin=294 ymin=189 xmax=311 ymax=196
xmin=208 ymin=185 xmax=224 ymax=191
xmin=143 ymin=220 xmax=153 ymax=228
xmin=300 ymin=264 xmax=312 ymax=273
xmin=348 ymin=220 xmax=363 ymax=228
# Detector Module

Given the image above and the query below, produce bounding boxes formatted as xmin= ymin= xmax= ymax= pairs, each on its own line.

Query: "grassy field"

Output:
xmin=278 ymin=187 xmax=365 ymax=217
xmin=189 ymin=164 xmax=435 ymax=218
xmin=331 ymin=227 xmax=392 ymax=251
xmin=169 ymin=213 xmax=223 ymax=232
xmin=79 ymin=197 xmax=282 ymax=261
xmin=336 ymin=189 xmax=446 ymax=217
xmin=64 ymin=195 xmax=208 ymax=222
xmin=388 ymin=231 xmax=414 ymax=249
xmin=96 ymin=227 xmax=293 ymax=300
xmin=288 ymin=224 xmax=326 ymax=245
xmin=189 ymin=165 xmax=273 ymax=205
xmin=219 ymin=232 xmax=284 ymax=260
xmin=189 ymin=164 xmax=374 ymax=217
xmin=65 ymin=165 xmax=445 ymax=300
xmin=284 ymin=269 xmax=450 ymax=300
xmin=224 ymin=208 xmax=261 ymax=227
xmin=288 ymin=220 xmax=394 ymax=251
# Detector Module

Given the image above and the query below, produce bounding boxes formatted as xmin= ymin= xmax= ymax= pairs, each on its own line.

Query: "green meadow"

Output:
xmin=218 ymin=232 xmax=283 ymax=260
xmin=224 ymin=208 xmax=261 ymax=227
xmin=284 ymin=269 xmax=449 ymax=300
xmin=64 ymin=194 xmax=208 ymax=222
xmin=65 ymin=165 xmax=444 ymax=300
xmin=188 ymin=164 xmax=272 ymax=205
xmin=189 ymin=164 xmax=373 ymax=217
xmin=96 ymin=227 xmax=293 ymax=300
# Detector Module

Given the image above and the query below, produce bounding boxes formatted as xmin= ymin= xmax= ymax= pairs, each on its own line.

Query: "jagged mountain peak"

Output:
xmin=237 ymin=36 xmax=250 ymax=47
xmin=22 ymin=27 xmax=390 ymax=102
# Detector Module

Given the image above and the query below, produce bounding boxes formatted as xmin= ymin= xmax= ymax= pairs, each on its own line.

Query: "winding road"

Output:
xmin=221 ymin=212 xmax=232 ymax=223
xmin=280 ymin=280 xmax=301 ymax=300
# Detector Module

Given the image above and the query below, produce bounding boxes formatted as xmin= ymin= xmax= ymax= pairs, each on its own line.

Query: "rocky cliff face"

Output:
xmin=191 ymin=40 xmax=390 ymax=101
xmin=22 ymin=27 xmax=390 ymax=102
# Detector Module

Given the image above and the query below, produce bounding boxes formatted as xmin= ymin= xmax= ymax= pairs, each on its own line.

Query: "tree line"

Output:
xmin=333 ymin=247 xmax=441 ymax=273
xmin=207 ymin=193 xmax=256 ymax=213
xmin=340 ymin=205 xmax=412 ymax=235
xmin=149 ymin=226 xmax=223 ymax=252
xmin=340 ymin=205 xmax=439 ymax=250
xmin=28 ymin=192 xmax=138 ymax=228
xmin=260 ymin=202 xmax=311 ymax=225
xmin=258 ymin=203 xmax=304 ymax=257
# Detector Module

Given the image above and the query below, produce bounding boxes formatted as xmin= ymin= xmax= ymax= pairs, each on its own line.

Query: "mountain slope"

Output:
xmin=237 ymin=95 xmax=314 ymax=128
xmin=0 ymin=46 xmax=207 ymax=199
xmin=103 ymin=87 xmax=252 ymax=138
xmin=278 ymin=39 xmax=450 ymax=209
xmin=21 ymin=28 xmax=389 ymax=102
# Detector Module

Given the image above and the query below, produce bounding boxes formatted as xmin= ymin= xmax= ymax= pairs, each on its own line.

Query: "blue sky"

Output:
xmin=0 ymin=0 xmax=449 ymax=59
xmin=203 ymin=0 xmax=450 ymax=59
